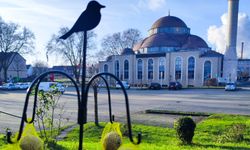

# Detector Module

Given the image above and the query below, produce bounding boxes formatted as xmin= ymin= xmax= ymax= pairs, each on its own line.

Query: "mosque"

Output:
xmin=99 ymin=0 xmax=247 ymax=87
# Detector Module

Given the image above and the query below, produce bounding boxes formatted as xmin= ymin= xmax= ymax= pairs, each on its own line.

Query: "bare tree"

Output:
xmin=32 ymin=61 xmax=49 ymax=77
xmin=97 ymin=28 xmax=142 ymax=60
xmin=87 ymin=64 xmax=98 ymax=78
xmin=0 ymin=17 xmax=35 ymax=81
xmin=46 ymin=27 xmax=96 ymax=83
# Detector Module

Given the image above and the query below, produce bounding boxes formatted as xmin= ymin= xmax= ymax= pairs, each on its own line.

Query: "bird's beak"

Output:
xmin=100 ymin=5 xmax=105 ymax=8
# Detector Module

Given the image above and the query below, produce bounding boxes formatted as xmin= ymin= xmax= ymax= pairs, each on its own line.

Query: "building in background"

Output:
xmin=52 ymin=65 xmax=74 ymax=78
xmin=99 ymin=0 xmax=249 ymax=87
xmin=238 ymin=59 xmax=250 ymax=81
xmin=0 ymin=52 xmax=27 ymax=81
xmin=99 ymin=15 xmax=224 ymax=87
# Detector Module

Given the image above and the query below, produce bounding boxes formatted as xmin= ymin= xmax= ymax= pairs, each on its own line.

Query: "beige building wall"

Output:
xmin=0 ymin=53 xmax=27 ymax=80
xmin=99 ymin=51 xmax=223 ymax=87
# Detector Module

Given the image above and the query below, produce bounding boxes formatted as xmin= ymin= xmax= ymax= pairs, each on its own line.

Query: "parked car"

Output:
xmin=115 ymin=81 xmax=130 ymax=89
xmin=149 ymin=82 xmax=161 ymax=90
xmin=168 ymin=82 xmax=182 ymax=90
xmin=0 ymin=83 xmax=16 ymax=90
xmin=15 ymin=82 xmax=30 ymax=90
xmin=34 ymin=82 xmax=65 ymax=93
xmin=225 ymin=82 xmax=237 ymax=91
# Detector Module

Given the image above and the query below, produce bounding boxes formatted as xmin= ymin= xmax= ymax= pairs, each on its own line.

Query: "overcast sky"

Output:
xmin=0 ymin=0 xmax=250 ymax=66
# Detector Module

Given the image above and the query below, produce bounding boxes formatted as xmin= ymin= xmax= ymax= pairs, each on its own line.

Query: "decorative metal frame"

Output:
xmin=6 ymin=72 xmax=141 ymax=149
xmin=6 ymin=1 xmax=141 ymax=149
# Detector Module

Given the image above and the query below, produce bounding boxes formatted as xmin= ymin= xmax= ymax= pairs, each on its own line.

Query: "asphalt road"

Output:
xmin=0 ymin=87 xmax=250 ymax=133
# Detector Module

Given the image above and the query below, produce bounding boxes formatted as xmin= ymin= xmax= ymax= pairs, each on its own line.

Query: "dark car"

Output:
xmin=149 ymin=82 xmax=161 ymax=90
xmin=168 ymin=82 xmax=182 ymax=90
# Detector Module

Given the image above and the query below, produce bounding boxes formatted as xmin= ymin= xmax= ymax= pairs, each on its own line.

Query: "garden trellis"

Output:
xmin=5 ymin=1 xmax=141 ymax=149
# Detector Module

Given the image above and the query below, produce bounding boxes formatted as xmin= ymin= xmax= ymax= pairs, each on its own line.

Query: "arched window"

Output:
xmin=204 ymin=61 xmax=211 ymax=80
xmin=124 ymin=60 xmax=129 ymax=80
xmin=115 ymin=60 xmax=119 ymax=78
xmin=175 ymin=57 xmax=182 ymax=80
xmin=188 ymin=57 xmax=195 ymax=79
xmin=137 ymin=59 xmax=143 ymax=79
xmin=159 ymin=58 xmax=165 ymax=79
xmin=148 ymin=59 xmax=153 ymax=79
xmin=104 ymin=64 xmax=108 ymax=72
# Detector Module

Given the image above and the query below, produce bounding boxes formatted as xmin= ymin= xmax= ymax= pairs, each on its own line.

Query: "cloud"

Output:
xmin=148 ymin=0 xmax=166 ymax=10
xmin=207 ymin=13 xmax=250 ymax=58
xmin=0 ymin=0 xmax=75 ymax=21
xmin=137 ymin=0 xmax=166 ymax=11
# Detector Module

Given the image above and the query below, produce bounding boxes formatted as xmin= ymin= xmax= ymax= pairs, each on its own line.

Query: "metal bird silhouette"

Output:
xmin=60 ymin=1 xmax=105 ymax=40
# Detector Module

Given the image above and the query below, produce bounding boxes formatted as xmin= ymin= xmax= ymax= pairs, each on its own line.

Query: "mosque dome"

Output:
xmin=121 ymin=48 xmax=135 ymax=55
xmin=182 ymin=35 xmax=208 ymax=49
xmin=133 ymin=15 xmax=209 ymax=53
xmin=141 ymin=33 xmax=187 ymax=48
xmin=151 ymin=16 xmax=188 ymax=29
xmin=149 ymin=15 xmax=190 ymax=35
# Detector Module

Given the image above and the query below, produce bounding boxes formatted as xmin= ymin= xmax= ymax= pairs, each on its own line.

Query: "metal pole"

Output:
xmin=79 ymin=30 xmax=87 ymax=150
xmin=93 ymin=85 xmax=99 ymax=126
xmin=160 ymin=72 xmax=163 ymax=88
xmin=241 ymin=42 xmax=244 ymax=59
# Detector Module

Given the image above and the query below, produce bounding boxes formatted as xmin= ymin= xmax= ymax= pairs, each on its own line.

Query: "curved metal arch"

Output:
xmin=7 ymin=71 xmax=81 ymax=143
xmin=85 ymin=72 xmax=141 ymax=145
xmin=89 ymin=74 xmax=113 ymax=124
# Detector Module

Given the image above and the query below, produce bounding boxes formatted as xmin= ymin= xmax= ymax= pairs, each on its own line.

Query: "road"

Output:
xmin=0 ymin=87 xmax=250 ymax=133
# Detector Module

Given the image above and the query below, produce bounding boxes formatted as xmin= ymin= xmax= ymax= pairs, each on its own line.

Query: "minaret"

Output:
xmin=223 ymin=0 xmax=239 ymax=82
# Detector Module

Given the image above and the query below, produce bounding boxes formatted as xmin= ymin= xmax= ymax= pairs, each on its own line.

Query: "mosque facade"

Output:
xmin=98 ymin=15 xmax=224 ymax=87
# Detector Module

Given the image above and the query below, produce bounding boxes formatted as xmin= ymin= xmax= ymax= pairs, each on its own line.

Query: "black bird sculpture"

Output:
xmin=60 ymin=0 xmax=105 ymax=40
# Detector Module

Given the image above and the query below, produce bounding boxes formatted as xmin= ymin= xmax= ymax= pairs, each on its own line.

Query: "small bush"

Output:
xmin=174 ymin=117 xmax=196 ymax=144
xmin=218 ymin=123 xmax=246 ymax=143
xmin=204 ymin=78 xmax=218 ymax=86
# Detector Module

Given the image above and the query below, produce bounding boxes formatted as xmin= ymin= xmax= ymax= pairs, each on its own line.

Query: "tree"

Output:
xmin=35 ymin=89 xmax=65 ymax=146
xmin=0 ymin=17 xmax=35 ymax=82
xmin=97 ymin=28 xmax=142 ymax=60
xmin=87 ymin=64 xmax=98 ymax=78
xmin=46 ymin=27 xmax=96 ymax=83
xmin=32 ymin=60 xmax=49 ymax=77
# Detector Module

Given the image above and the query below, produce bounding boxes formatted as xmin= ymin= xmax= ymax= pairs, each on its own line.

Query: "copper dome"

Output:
xmin=141 ymin=33 xmax=188 ymax=48
xmin=182 ymin=35 xmax=208 ymax=49
xmin=151 ymin=16 xmax=188 ymax=29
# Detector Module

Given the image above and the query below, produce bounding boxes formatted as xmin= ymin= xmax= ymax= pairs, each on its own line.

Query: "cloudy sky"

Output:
xmin=0 ymin=0 xmax=250 ymax=66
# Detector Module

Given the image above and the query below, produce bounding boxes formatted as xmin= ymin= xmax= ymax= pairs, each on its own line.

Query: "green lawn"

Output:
xmin=1 ymin=114 xmax=250 ymax=150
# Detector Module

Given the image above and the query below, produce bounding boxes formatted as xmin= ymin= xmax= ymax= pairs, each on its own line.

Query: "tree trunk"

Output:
xmin=75 ymin=71 xmax=80 ymax=84
xmin=3 ymin=67 xmax=8 ymax=82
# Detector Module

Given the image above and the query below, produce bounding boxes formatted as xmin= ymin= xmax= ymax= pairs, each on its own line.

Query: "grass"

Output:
xmin=0 ymin=134 xmax=6 ymax=147
xmin=1 ymin=114 xmax=250 ymax=149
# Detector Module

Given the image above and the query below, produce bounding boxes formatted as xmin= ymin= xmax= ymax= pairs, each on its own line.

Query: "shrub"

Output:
xmin=218 ymin=123 xmax=246 ymax=143
xmin=174 ymin=117 xmax=196 ymax=144
xmin=206 ymin=78 xmax=218 ymax=86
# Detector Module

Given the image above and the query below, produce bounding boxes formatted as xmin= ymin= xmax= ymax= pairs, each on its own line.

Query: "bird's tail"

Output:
xmin=59 ymin=30 xmax=74 ymax=40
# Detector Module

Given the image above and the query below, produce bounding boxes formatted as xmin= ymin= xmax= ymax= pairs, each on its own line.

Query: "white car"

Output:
xmin=115 ymin=81 xmax=130 ymax=89
xmin=31 ymin=82 xmax=65 ymax=93
xmin=15 ymin=82 xmax=30 ymax=90
xmin=225 ymin=82 xmax=237 ymax=91
xmin=0 ymin=83 xmax=16 ymax=90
